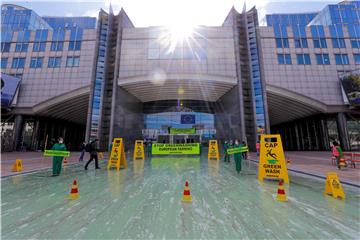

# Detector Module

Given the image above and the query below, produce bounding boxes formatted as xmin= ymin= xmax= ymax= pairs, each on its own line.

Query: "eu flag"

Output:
xmin=181 ymin=114 xmax=195 ymax=124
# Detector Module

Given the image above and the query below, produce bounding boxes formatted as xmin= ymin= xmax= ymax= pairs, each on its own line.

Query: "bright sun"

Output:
xmin=165 ymin=22 xmax=196 ymax=51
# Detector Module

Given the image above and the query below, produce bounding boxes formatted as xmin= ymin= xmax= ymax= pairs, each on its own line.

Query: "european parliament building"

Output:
xmin=1 ymin=1 xmax=359 ymax=152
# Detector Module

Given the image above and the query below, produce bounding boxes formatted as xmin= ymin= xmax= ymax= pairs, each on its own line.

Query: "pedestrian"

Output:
xmin=223 ymin=140 xmax=230 ymax=162
xmin=242 ymin=141 xmax=248 ymax=160
xmin=233 ymin=139 xmax=243 ymax=173
xmin=84 ymin=139 xmax=100 ymax=170
xmin=146 ymin=140 xmax=152 ymax=158
xmin=79 ymin=141 xmax=86 ymax=162
xmin=256 ymin=141 xmax=260 ymax=156
xmin=51 ymin=137 xmax=66 ymax=176
xmin=332 ymin=141 xmax=345 ymax=169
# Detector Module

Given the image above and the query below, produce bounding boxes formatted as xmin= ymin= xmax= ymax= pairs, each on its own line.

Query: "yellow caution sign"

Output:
xmin=258 ymin=134 xmax=289 ymax=183
xmin=98 ymin=152 xmax=104 ymax=160
xmin=133 ymin=140 xmax=145 ymax=160
xmin=208 ymin=140 xmax=219 ymax=160
xmin=108 ymin=138 xmax=127 ymax=170
xmin=12 ymin=159 xmax=23 ymax=172
xmin=324 ymin=172 xmax=345 ymax=199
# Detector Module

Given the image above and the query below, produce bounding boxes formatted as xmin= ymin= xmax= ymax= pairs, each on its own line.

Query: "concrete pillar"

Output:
xmin=13 ymin=115 xmax=23 ymax=151
xmin=336 ymin=112 xmax=350 ymax=151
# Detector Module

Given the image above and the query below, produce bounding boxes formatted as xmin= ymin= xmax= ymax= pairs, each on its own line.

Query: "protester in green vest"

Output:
xmin=52 ymin=137 xmax=67 ymax=176
xmin=223 ymin=141 xmax=230 ymax=162
xmin=233 ymin=139 xmax=243 ymax=173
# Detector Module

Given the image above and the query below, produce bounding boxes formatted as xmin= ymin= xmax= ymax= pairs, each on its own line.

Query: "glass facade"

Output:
xmin=277 ymin=54 xmax=291 ymax=65
xmin=48 ymin=57 xmax=62 ymax=68
xmin=89 ymin=15 xmax=108 ymax=140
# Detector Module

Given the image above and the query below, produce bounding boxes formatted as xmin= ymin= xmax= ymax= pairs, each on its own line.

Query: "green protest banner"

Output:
xmin=169 ymin=128 xmax=196 ymax=134
xmin=227 ymin=146 xmax=248 ymax=154
xmin=152 ymin=143 xmax=200 ymax=155
xmin=43 ymin=150 xmax=71 ymax=157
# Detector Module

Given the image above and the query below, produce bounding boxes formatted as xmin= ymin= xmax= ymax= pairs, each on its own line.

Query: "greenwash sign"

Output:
xmin=152 ymin=143 xmax=200 ymax=155
xmin=43 ymin=150 xmax=71 ymax=157
xmin=169 ymin=128 xmax=196 ymax=134
xmin=227 ymin=146 xmax=249 ymax=154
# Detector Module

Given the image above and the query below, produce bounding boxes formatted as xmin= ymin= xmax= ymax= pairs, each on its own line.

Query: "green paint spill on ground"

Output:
xmin=1 ymin=154 xmax=359 ymax=239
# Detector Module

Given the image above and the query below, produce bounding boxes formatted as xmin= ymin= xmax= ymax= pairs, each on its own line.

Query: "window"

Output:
xmin=276 ymin=38 xmax=289 ymax=48
xmin=1 ymin=42 xmax=11 ymax=52
xmin=1 ymin=58 xmax=8 ymax=68
xmin=296 ymin=54 xmax=311 ymax=65
xmin=332 ymin=38 xmax=346 ymax=48
xmin=277 ymin=54 xmax=292 ymax=65
xmin=30 ymin=57 xmax=43 ymax=68
xmin=316 ymin=54 xmax=330 ymax=65
xmin=313 ymin=38 xmax=327 ymax=48
xmin=68 ymin=41 xmax=81 ymax=51
xmin=335 ymin=54 xmax=349 ymax=65
xmin=33 ymin=42 xmax=46 ymax=52
xmin=351 ymin=39 xmax=360 ymax=48
xmin=354 ymin=54 xmax=360 ymax=64
xmin=11 ymin=58 xmax=26 ymax=69
xmin=294 ymin=38 xmax=308 ymax=48
xmin=66 ymin=56 xmax=80 ymax=67
xmin=48 ymin=57 xmax=62 ymax=68
xmin=15 ymin=43 xmax=29 ymax=52
xmin=50 ymin=42 xmax=63 ymax=51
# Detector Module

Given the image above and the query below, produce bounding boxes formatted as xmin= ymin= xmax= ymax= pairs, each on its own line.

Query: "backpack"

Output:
xmin=85 ymin=143 xmax=92 ymax=152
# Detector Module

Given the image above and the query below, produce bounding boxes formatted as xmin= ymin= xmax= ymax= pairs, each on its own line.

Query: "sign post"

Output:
xmin=108 ymin=138 xmax=127 ymax=170
xmin=208 ymin=140 xmax=219 ymax=160
xmin=258 ymin=134 xmax=289 ymax=183
xmin=133 ymin=140 xmax=145 ymax=160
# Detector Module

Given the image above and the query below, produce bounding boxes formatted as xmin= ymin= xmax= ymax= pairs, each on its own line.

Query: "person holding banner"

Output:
xmin=51 ymin=137 xmax=67 ymax=176
xmin=233 ymin=139 xmax=243 ymax=173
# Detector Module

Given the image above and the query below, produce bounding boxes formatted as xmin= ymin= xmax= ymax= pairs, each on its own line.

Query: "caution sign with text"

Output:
xmin=133 ymin=140 xmax=145 ymax=160
xmin=108 ymin=138 xmax=127 ymax=170
xmin=208 ymin=140 xmax=219 ymax=160
xmin=324 ymin=172 xmax=345 ymax=199
xmin=12 ymin=159 xmax=23 ymax=172
xmin=258 ymin=134 xmax=289 ymax=183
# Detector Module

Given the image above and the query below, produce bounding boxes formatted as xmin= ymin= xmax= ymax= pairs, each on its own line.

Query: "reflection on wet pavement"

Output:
xmin=1 ymin=155 xmax=359 ymax=239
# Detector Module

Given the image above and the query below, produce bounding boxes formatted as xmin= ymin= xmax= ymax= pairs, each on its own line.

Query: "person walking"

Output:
xmin=79 ymin=141 xmax=86 ymax=162
xmin=242 ymin=141 xmax=248 ymax=160
xmin=223 ymin=140 xmax=230 ymax=163
xmin=256 ymin=141 xmax=260 ymax=156
xmin=85 ymin=139 xmax=100 ymax=170
xmin=146 ymin=140 xmax=152 ymax=158
xmin=233 ymin=139 xmax=243 ymax=173
xmin=332 ymin=141 xmax=345 ymax=169
xmin=52 ymin=137 xmax=66 ymax=176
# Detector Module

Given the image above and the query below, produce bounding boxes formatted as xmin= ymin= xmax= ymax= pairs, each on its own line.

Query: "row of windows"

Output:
xmin=275 ymin=37 xmax=359 ymax=49
xmin=1 ymin=56 xmax=80 ymax=69
xmin=0 ymin=41 xmax=82 ymax=53
xmin=277 ymin=53 xmax=360 ymax=65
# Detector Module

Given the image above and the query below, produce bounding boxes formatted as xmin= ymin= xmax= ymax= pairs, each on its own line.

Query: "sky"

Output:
xmin=4 ymin=0 xmax=340 ymax=26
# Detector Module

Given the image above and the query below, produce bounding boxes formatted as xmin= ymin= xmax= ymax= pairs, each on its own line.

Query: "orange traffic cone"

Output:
xmin=276 ymin=180 xmax=288 ymax=202
xmin=69 ymin=179 xmax=79 ymax=200
xmin=182 ymin=181 xmax=192 ymax=202
xmin=339 ymin=158 xmax=347 ymax=168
